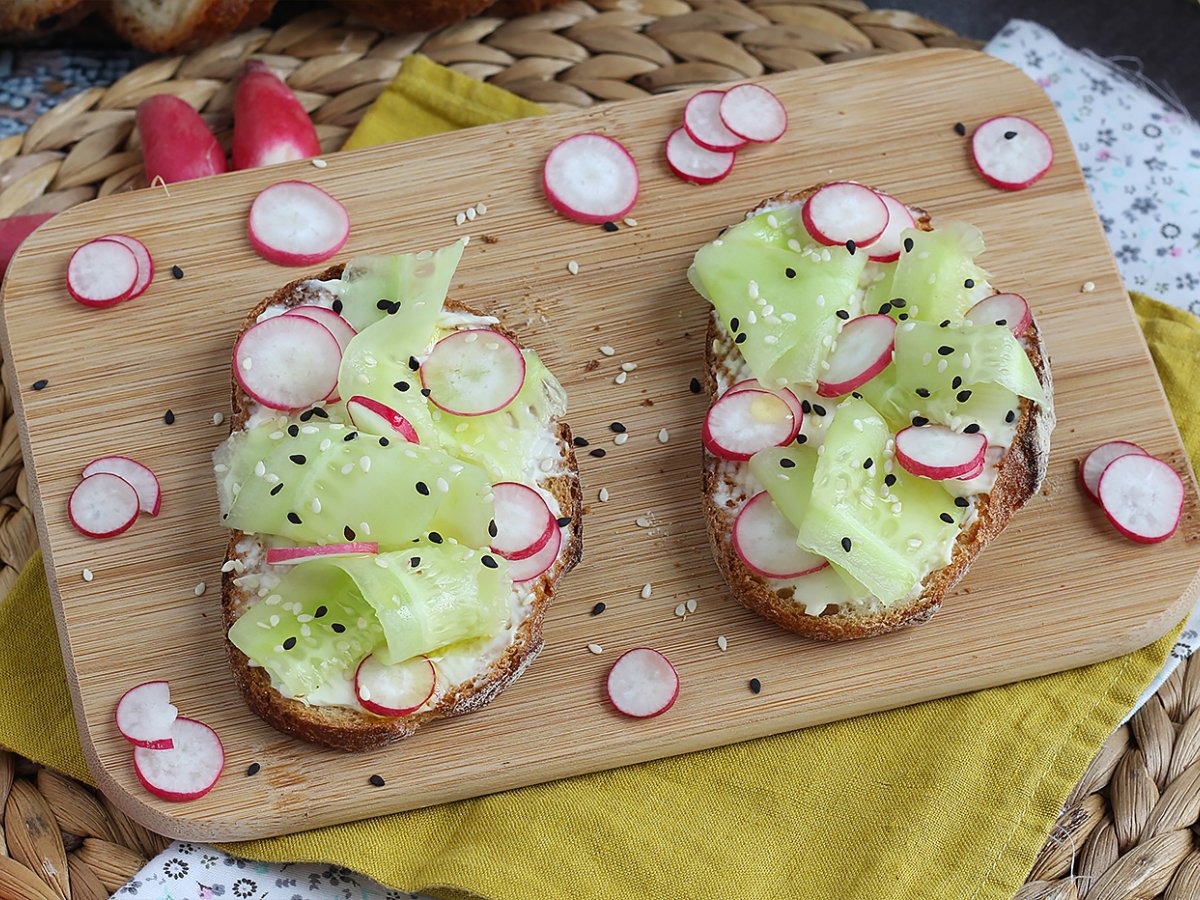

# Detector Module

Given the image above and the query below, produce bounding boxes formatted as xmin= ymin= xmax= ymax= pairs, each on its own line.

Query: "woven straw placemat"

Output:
xmin=0 ymin=4 xmax=1192 ymax=898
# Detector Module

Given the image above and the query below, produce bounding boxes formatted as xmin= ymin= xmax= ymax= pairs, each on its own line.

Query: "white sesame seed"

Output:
xmin=466 ymin=206 xmax=477 ymax=221
xmin=1081 ymin=281 xmax=1096 ymax=293
xmin=360 ymin=522 xmax=371 ymax=535
xmin=476 ymin=201 xmax=488 ymax=215
xmin=455 ymin=211 xmax=466 ymax=226
xmin=641 ymin=583 xmax=653 ymax=599
xmin=598 ymin=487 xmax=610 ymax=502
xmin=194 ymin=582 xmax=207 ymax=596
xmin=937 ymin=359 xmax=948 ymax=373
xmin=269 ymin=431 xmax=284 ymax=441
xmin=686 ymin=599 xmax=698 ymax=613
xmin=311 ymin=498 xmax=321 ymax=514
xmin=212 ymin=412 xmax=225 ymax=425
xmin=717 ymin=635 xmax=728 ymax=651
xmin=788 ymin=239 xmax=802 ymax=251
xmin=587 ymin=643 xmax=604 ymax=655
xmin=567 ymin=260 xmax=580 ymax=275
xmin=614 ymin=433 xmax=628 ymax=445
xmin=320 ymin=439 xmax=331 ymax=452
xmin=461 ymin=235 xmax=470 ymax=246
xmin=599 ymin=345 xmax=615 ymax=356
xmin=747 ymin=310 xmax=757 ymax=325
xmin=961 ymin=352 xmax=972 ymax=369
xmin=816 ymin=294 xmax=826 ymax=307
xmin=614 ymin=372 xmax=627 ymax=385
xmin=311 ymin=157 xmax=327 ymax=168
xmin=658 ymin=428 xmax=669 ymax=443
xmin=767 ymin=215 xmax=779 ymax=229
xmin=620 ymin=362 xmax=637 ymax=372
xmin=635 ymin=515 xmax=652 ymax=528
xmin=341 ymin=463 xmax=354 ymax=475
xmin=81 ymin=568 xmax=93 ymax=582
xmin=254 ymin=460 xmax=266 ymax=477
xmin=922 ymin=353 xmax=932 ymax=366
xmin=623 ymin=217 xmax=637 ymax=227
xmin=674 ymin=602 xmax=687 ymax=618
xmin=764 ymin=335 xmax=778 ymax=344
xmin=359 ymin=456 xmax=372 ymax=472
xmin=436 ymin=477 xmax=450 ymax=493
xmin=240 ymin=358 xmax=252 ymax=371
xmin=301 ymin=425 xmax=319 ymax=434
xmin=781 ymin=312 xmax=796 ymax=322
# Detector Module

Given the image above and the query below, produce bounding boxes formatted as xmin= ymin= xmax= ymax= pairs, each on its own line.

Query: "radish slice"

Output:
xmin=734 ymin=492 xmax=828 ymax=579
xmin=1081 ymin=440 xmax=1148 ymax=503
xmin=99 ymin=234 xmax=153 ymax=299
xmin=683 ymin=90 xmax=747 ymax=153
xmin=607 ymin=648 xmax=679 ymax=718
xmin=67 ymin=239 xmax=139 ymax=308
xmin=421 ymin=329 xmax=526 ymax=417
xmin=346 ymin=396 xmax=420 ymax=443
xmin=283 ymin=305 xmax=357 ymax=352
xmin=867 ymin=193 xmax=916 ymax=263
xmin=664 ymin=128 xmax=735 ymax=185
xmin=266 ymin=542 xmax=379 ymax=565
xmin=718 ymin=83 xmax=787 ymax=144
xmin=490 ymin=482 xmax=555 ymax=562
xmin=542 ymin=133 xmax=639 ymax=224
xmin=967 ymin=293 xmax=1032 ymax=336
xmin=114 ymin=681 xmax=177 ymax=750
xmin=703 ymin=389 xmax=798 ymax=461
xmin=508 ymin=524 xmax=562 ymax=583
xmin=801 ymin=182 xmax=889 ymax=249
xmin=725 ymin=379 xmax=803 ymax=424
xmin=971 ymin=115 xmax=1054 ymax=191
xmin=956 ymin=459 xmax=986 ymax=481
xmin=816 ymin=314 xmax=896 ymax=398
xmin=355 ymin=655 xmax=437 ymax=717
xmin=82 ymin=456 xmax=161 ymax=517
xmin=247 ymin=181 xmax=350 ymax=267
xmin=133 ymin=718 xmax=224 ymax=802
xmin=68 ymin=473 xmax=139 ymax=538
xmin=895 ymin=424 xmax=987 ymax=481
xmin=1098 ymin=454 xmax=1184 ymax=544
xmin=234 ymin=314 xmax=342 ymax=411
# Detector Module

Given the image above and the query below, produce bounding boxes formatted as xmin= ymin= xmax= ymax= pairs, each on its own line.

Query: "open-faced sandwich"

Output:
xmin=213 ymin=240 xmax=581 ymax=750
xmin=690 ymin=183 xmax=1054 ymax=640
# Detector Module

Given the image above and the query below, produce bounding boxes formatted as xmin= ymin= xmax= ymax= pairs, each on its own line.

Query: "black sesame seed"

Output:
xmin=785 ymin=267 xmax=796 ymax=279
xmin=964 ymin=423 xmax=981 ymax=434
xmin=956 ymin=390 xmax=973 ymax=403
xmin=289 ymin=454 xmax=306 ymax=465
xmin=410 ymin=556 xmax=420 ymax=568
xmin=689 ymin=377 xmax=702 ymax=394
xmin=481 ymin=555 xmax=499 ymax=569
xmin=955 ymin=497 xmax=970 ymax=508
xmin=246 ymin=763 xmax=261 ymax=776
xmin=288 ymin=424 xmax=300 ymax=437
xmin=420 ymin=388 xmax=432 ymax=398
xmin=964 ymin=278 xmax=975 ymax=289
xmin=573 ymin=435 xmax=589 ymax=447
xmin=610 ymin=422 xmax=626 ymax=434
xmin=940 ymin=320 xmax=951 ymax=328
xmin=885 ymin=474 xmax=897 ymax=487
xmin=954 ymin=122 xmax=966 ymax=136
xmin=270 ymin=483 xmax=284 ymax=496
xmin=996 ymin=319 xmax=1008 ymax=327
xmin=30 ymin=378 xmax=48 ymax=391
xmin=780 ymin=458 xmax=796 ymax=469
xmin=878 ymin=302 xmax=893 ymax=315
xmin=891 ymin=297 xmax=906 ymax=308
xmin=1006 ymin=409 xmax=1017 ymax=424
xmin=428 ymin=531 xmax=443 ymax=544
xmin=952 ymin=376 xmax=963 ymax=389
xmin=1004 ymin=130 xmax=1017 ymax=140
xmin=940 ymin=512 xmax=955 ymax=523
xmin=730 ymin=317 xmax=740 ymax=332
xmin=376 ymin=299 xmax=392 ymax=310
xmin=408 ymin=356 xmax=420 ymax=371
xmin=415 ymin=481 xmax=430 ymax=495
xmin=589 ymin=448 xmax=607 ymax=458
xmin=903 ymin=237 xmax=915 ymax=253
xmin=836 ymin=309 xmax=850 ymax=320
xmin=299 ymin=409 xmax=313 ymax=422
xmin=845 ymin=239 xmax=856 ymax=255
xmin=314 ymin=605 xmax=328 ymax=618
xmin=163 ymin=409 xmax=175 ymax=424
xmin=332 ymin=298 xmax=343 ymax=315
xmin=801 ymin=399 xmax=812 ymax=415
xmin=795 ymin=434 xmax=808 ymax=444
xmin=282 ymin=636 xmax=297 ymax=650
xmin=171 ymin=265 xmax=184 ymax=279
xmin=287 ymin=512 xmax=302 ymax=524
xmin=379 ymin=437 xmax=389 ymax=447
xmin=369 ymin=774 xmax=386 ymax=787
xmin=332 ymin=623 xmax=346 ymax=633
xmin=749 ymin=678 xmax=762 ymax=694
xmin=344 ymin=431 xmax=358 ymax=441
xmin=912 ymin=416 xmax=930 ymax=427
xmin=898 ymin=313 xmax=909 ymax=320
xmin=394 ymin=381 xmax=410 ymax=392
xmin=488 ymin=519 xmax=498 ymax=538
xmin=388 ymin=302 xmax=402 ymax=315
xmin=311 ymin=406 xmax=329 ymax=419
xmin=916 ymin=388 xmax=931 ymax=398
xmin=344 ymin=525 xmax=356 ymax=541
xmin=937 ymin=345 xmax=954 ymax=356
xmin=556 ymin=516 xmax=572 ymax=527
xmin=851 ymin=391 xmax=863 ymax=400
xmin=602 ymin=221 xmax=619 ymax=232
xmin=841 ymin=537 xmax=852 ymax=552
xmin=812 ymin=404 xmax=827 ymax=417
xmin=591 ymin=602 xmax=606 ymax=616
xmin=734 ymin=332 xmax=747 ymax=345
xmin=863 ymin=458 xmax=874 ymax=469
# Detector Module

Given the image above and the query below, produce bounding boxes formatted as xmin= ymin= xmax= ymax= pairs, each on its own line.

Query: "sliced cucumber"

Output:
xmin=338 ymin=241 xmax=464 ymax=333
xmin=893 ymin=320 xmax=1045 ymax=404
xmin=747 ymin=443 xmax=818 ymax=532
xmin=890 ymin=223 xmax=989 ymax=324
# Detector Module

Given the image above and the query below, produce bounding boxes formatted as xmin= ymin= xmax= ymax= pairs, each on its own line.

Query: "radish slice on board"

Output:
xmin=703 ymin=389 xmax=798 ymax=461
xmin=664 ymin=128 xmax=735 ymax=185
xmin=99 ymin=234 xmax=153 ymax=299
xmin=283 ymin=305 xmax=357 ymax=352
xmin=867 ymin=194 xmax=916 ymax=263
xmin=421 ymin=329 xmax=526 ymax=417
xmin=971 ymin=115 xmax=1054 ymax=191
xmin=346 ymin=396 xmax=420 ymax=443
xmin=607 ymin=648 xmax=679 ymax=718
xmin=508 ymin=524 xmax=562 ymax=583
xmin=68 ymin=473 xmax=139 ymax=538
xmin=1081 ymin=440 xmax=1148 ymax=503
xmin=82 ymin=456 xmax=161 ymax=516
xmin=266 ymin=542 xmax=378 ymax=565
xmin=725 ymin=379 xmax=804 ymax=424
xmin=542 ymin=133 xmax=639 ymax=224
xmin=801 ymin=182 xmax=889 ymax=249
xmin=718 ymin=83 xmax=787 ymax=143
xmin=967 ymin=293 xmax=1032 ymax=336
xmin=66 ymin=239 xmax=139 ymax=308
xmin=1098 ymin=453 xmax=1184 ymax=544
xmin=490 ymin=482 xmax=556 ymax=562
xmin=355 ymin=655 xmax=437 ymax=717
xmin=234 ymin=314 xmax=342 ymax=411
xmin=133 ymin=718 xmax=224 ymax=802
xmin=734 ymin=492 xmax=828 ymax=579
xmin=247 ymin=181 xmax=349 ymax=266
xmin=895 ymin=425 xmax=987 ymax=481
xmin=114 ymin=681 xmax=177 ymax=750
xmin=683 ymin=90 xmax=747 ymax=153
xmin=816 ymin=314 xmax=896 ymax=398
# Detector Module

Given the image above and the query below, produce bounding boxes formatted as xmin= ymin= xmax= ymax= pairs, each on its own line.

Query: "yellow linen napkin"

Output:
xmin=0 ymin=50 xmax=1195 ymax=898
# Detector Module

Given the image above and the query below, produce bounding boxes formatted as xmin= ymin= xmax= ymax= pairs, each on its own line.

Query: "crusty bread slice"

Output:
xmin=702 ymin=188 xmax=1054 ymax=641
xmin=0 ymin=0 xmax=87 ymax=34
xmin=101 ymin=0 xmax=273 ymax=52
xmin=221 ymin=265 xmax=582 ymax=751
xmin=338 ymin=0 xmax=497 ymax=33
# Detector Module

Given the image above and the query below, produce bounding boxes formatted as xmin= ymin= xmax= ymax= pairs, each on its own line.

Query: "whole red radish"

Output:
xmin=137 ymin=95 xmax=227 ymax=184
xmin=0 ymin=213 xmax=54 ymax=280
xmin=233 ymin=60 xmax=321 ymax=170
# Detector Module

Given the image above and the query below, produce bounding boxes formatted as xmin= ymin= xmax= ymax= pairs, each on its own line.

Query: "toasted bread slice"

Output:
xmin=0 ymin=0 xmax=87 ymax=34
xmin=221 ymin=265 xmax=582 ymax=751
xmin=102 ymin=0 xmax=273 ymax=52
xmin=702 ymin=188 xmax=1054 ymax=640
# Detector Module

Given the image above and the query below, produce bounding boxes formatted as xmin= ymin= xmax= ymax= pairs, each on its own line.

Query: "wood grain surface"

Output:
xmin=2 ymin=49 xmax=1198 ymax=841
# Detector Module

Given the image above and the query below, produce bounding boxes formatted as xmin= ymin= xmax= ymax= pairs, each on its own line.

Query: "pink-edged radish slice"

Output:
xmin=66 ymin=238 xmax=139 ymax=308
xmin=718 ymin=83 xmax=787 ymax=144
xmin=68 ymin=473 xmax=139 ymax=538
xmin=895 ymin=424 xmax=987 ymax=481
xmin=355 ymin=654 xmax=437 ymax=717
xmin=971 ymin=115 xmax=1053 ymax=191
xmin=115 ymin=681 xmax=177 ymax=750
xmin=133 ymin=718 xmax=223 ymax=802
xmin=733 ymin=492 xmax=828 ymax=579
xmin=346 ymin=396 xmax=420 ymax=443
xmin=82 ymin=456 xmax=161 ymax=516
xmin=247 ymin=180 xmax=349 ymax=267
xmin=283 ymin=305 xmax=356 ymax=352
xmin=421 ymin=328 xmax=526 ymax=417
xmin=266 ymin=542 xmax=378 ymax=566
xmin=724 ymin=378 xmax=803 ymax=424
xmin=607 ymin=648 xmax=679 ymax=719
xmin=664 ymin=127 xmax=735 ymax=185
xmin=490 ymin=481 xmax=555 ymax=562
xmin=703 ymin=389 xmax=798 ymax=461
xmin=867 ymin=193 xmax=916 ymax=263
xmin=816 ymin=314 xmax=896 ymax=398
xmin=956 ymin=459 xmax=986 ymax=481
xmin=967 ymin=293 xmax=1032 ymax=336
xmin=508 ymin=524 xmax=562 ymax=583
xmin=1081 ymin=440 xmax=1148 ymax=503
xmin=99 ymin=234 xmax=153 ymax=299
xmin=801 ymin=182 xmax=889 ymax=249
xmin=683 ymin=90 xmax=748 ymax=153
xmin=542 ymin=133 xmax=639 ymax=224
xmin=1098 ymin=453 xmax=1183 ymax=544
xmin=234 ymin=314 xmax=342 ymax=411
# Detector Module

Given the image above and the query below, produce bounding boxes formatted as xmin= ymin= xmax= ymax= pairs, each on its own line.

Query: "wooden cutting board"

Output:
xmin=3 ymin=49 xmax=1199 ymax=841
